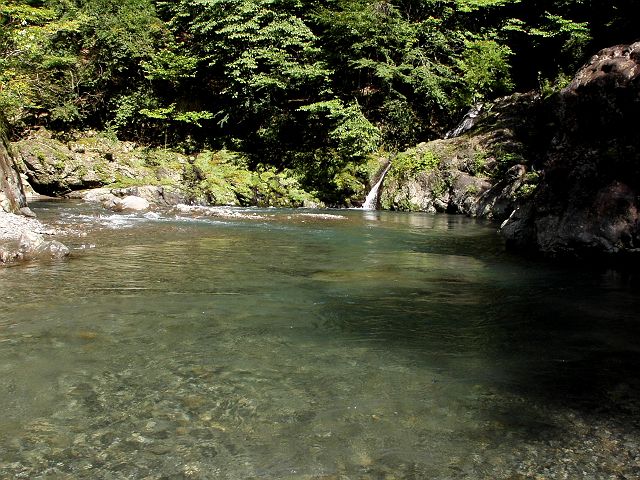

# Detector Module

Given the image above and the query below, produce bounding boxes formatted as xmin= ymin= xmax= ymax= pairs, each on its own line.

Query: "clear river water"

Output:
xmin=1 ymin=201 xmax=639 ymax=479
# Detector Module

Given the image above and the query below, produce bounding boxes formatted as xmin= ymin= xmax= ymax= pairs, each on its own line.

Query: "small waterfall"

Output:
xmin=445 ymin=103 xmax=483 ymax=139
xmin=362 ymin=162 xmax=392 ymax=210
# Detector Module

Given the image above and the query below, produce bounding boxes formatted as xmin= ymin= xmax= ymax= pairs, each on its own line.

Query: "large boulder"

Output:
xmin=501 ymin=42 xmax=640 ymax=256
xmin=0 ymin=212 xmax=69 ymax=264
xmin=14 ymin=131 xmax=106 ymax=195
xmin=114 ymin=195 xmax=150 ymax=211
xmin=13 ymin=131 xmax=187 ymax=197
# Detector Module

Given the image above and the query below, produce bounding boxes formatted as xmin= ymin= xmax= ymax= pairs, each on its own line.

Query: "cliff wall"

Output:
xmin=0 ymin=116 xmax=27 ymax=214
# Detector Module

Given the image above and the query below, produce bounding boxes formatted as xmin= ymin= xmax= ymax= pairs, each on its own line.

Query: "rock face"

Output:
xmin=13 ymin=131 xmax=187 ymax=197
xmin=13 ymin=131 xmax=319 ymax=209
xmin=501 ymin=42 xmax=640 ymax=256
xmin=0 ymin=116 xmax=28 ymax=214
xmin=380 ymin=92 xmax=544 ymax=221
xmin=0 ymin=116 xmax=70 ymax=264
xmin=381 ymin=42 xmax=640 ymax=258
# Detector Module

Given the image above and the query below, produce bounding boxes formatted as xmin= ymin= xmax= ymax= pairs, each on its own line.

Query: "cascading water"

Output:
xmin=362 ymin=162 xmax=392 ymax=210
xmin=445 ymin=103 xmax=483 ymax=139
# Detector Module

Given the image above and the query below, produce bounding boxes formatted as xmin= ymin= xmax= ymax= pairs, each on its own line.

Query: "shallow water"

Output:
xmin=1 ymin=201 xmax=640 ymax=479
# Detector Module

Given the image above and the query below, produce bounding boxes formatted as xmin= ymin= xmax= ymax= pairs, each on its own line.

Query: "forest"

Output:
xmin=1 ymin=0 xmax=639 ymax=201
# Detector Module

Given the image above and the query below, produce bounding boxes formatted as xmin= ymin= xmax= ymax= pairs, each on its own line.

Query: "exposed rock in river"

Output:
xmin=501 ymin=42 xmax=640 ymax=257
xmin=0 ymin=116 xmax=70 ymax=264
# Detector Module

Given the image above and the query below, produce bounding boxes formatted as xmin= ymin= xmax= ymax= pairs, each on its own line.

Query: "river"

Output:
xmin=1 ymin=200 xmax=639 ymax=478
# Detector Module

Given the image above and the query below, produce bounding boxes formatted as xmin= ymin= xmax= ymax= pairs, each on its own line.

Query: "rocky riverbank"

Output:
xmin=1 ymin=115 xmax=70 ymax=264
xmin=3 ymin=42 xmax=640 ymax=260
xmin=12 ymin=131 xmax=322 ymax=209
xmin=376 ymin=41 xmax=640 ymax=258
xmin=378 ymin=91 xmax=543 ymax=220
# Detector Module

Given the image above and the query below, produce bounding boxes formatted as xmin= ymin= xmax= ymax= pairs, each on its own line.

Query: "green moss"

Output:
xmin=144 ymin=149 xmax=187 ymax=168
xmin=357 ymin=154 xmax=387 ymax=184
xmin=73 ymin=135 xmax=119 ymax=152
xmin=108 ymin=174 xmax=159 ymax=189
xmin=471 ymin=150 xmax=488 ymax=175
xmin=35 ymin=150 xmax=46 ymax=165
xmin=383 ymin=196 xmax=421 ymax=212
xmin=431 ymin=176 xmax=449 ymax=198
xmin=465 ymin=183 xmax=479 ymax=195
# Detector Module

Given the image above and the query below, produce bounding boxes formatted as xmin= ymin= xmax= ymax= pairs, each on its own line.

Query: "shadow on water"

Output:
xmin=317 ymin=247 xmax=640 ymax=424
xmin=312 ymin=212 xmax=640 ymax=433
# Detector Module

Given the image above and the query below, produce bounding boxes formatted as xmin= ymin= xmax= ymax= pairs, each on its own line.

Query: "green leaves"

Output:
xmin=141 ymin=48 xmax=198 ymax=82
xmin=456 ymin=0 xmax=520 ymax=13
xmin=457 ymin=40 xmax=514 ymax=102
xmin=299 ymin=100 xmax=381 ymax=160
xmin=1 ymin=0 xmax=635 ymax=203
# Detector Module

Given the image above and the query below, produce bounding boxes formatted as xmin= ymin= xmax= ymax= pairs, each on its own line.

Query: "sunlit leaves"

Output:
xmin=141 ymin=49 xmax=199 ymax=82
xmin=456 ymin=0 xmax=520 ymax=13
xmin=299 ymin=100 xmax=381 ymax=160
xmin=457 ymin=39 xmax=514 ymax=102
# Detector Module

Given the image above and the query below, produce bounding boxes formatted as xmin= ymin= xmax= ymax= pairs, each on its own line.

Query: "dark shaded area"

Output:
xmin=501 ymin=42 xmax=640 ymax=257
xmin=316 ymin=232 xmax=640 ymax=426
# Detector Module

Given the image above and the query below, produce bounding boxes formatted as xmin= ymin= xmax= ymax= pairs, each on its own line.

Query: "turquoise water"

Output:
xmin=1 ymin=201 xmax=639 ymax=479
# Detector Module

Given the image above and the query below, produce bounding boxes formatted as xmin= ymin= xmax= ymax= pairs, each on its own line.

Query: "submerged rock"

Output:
xmin=19 ymin=231 xmax=70 ymax=258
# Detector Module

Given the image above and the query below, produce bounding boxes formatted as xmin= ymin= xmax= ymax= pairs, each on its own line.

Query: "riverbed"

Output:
xmin=1 ymin=200 xmax=639 ymax=478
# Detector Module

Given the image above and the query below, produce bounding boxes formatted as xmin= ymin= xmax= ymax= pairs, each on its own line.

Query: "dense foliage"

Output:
xmin=1 ymin=0 xmax=638 ymax=201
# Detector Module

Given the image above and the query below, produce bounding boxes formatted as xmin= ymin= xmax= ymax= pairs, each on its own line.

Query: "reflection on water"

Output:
xmin=1 ymin=201 xmax=639 ymax=478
